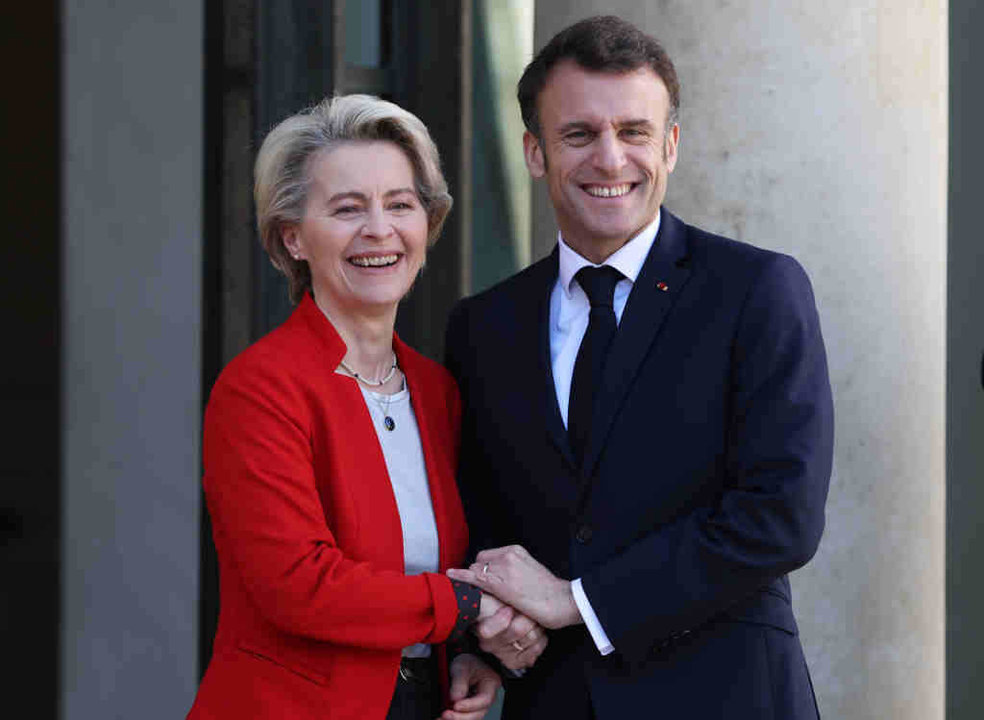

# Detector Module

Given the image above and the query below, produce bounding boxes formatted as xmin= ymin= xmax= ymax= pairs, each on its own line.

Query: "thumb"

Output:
xmin=448 ymin=661 xmax=471 ymax=702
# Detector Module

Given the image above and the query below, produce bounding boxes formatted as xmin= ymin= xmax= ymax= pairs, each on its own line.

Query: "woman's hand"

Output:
xmin=440 ymin=653 xmax=501 ymax=720
xmin=478 ymin=590 xmax=505 ymax=621
xmin=448 ymin=546 xmax=581 ymax=630
xmin=475 ymin=589 xmax=548 ymax=671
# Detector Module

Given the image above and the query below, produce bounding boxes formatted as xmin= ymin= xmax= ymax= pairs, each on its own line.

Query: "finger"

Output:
xmin=516 ymin=636 xmax=548 ymax=667
xmin=480 ymin=611 xmax=533 ymax=646
xmin=478 ymin=591 xmax=503 ymax=621
xmin=473 ymin=547 xmax=510 ymax=563
xmin=518 ymin=624 xmax=540 ymax=647
xmin=475 ymin=605 xmax=514 ymax=639
xmin=503 ymin=614 xmax=536 ymax=642
xmin=451 ymin=675 xmax=499 ymax=713
xmin=448 ymin=667 xmax=470 ymax=702
xmin=440 ymin=711 xmax=485 ymax=720
xmin=450 ymin=695 xmax=493 ymax=713
xmin=483 ymin=639 xmax=534 ymax=670
xmin=446 ymin=568 xmax=479 ymax=584
xmin=450 ymin=566 xmax=502 ymax=594
xmin=502 ymin=544 xmax=530 ymax=561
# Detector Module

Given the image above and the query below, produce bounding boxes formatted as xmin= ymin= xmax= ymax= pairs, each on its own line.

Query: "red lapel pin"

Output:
xmin=656 ymin=281 xmax=669 ymax=292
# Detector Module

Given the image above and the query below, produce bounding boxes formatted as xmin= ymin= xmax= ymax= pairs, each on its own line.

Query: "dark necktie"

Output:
xmin=568 ymin=265 xmax=623 ymax=468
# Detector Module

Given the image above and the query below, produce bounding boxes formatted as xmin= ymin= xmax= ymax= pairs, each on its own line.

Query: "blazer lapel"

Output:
xmin=580 ymin=211 xmax=694 ymax=479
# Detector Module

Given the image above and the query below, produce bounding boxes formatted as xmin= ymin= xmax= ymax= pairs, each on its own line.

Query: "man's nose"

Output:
xmin=592 ymin=130 xmax=627 ymax=173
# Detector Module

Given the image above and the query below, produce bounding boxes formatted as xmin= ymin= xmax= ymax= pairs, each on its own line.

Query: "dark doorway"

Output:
xmin=1 ymin=4 xmax=62 ymax=719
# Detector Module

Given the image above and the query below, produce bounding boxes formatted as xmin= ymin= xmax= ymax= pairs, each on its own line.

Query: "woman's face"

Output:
xmin=283 ymin=141 xmax=429 ymax=316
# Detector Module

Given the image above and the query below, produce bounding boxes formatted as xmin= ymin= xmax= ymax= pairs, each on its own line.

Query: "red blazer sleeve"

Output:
xmin=203 ymin=352 xmax=460 ymax=650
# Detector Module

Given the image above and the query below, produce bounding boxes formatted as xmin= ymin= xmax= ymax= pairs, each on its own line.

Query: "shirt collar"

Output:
xmin=557 ymin=210 xmax=662 ymax=298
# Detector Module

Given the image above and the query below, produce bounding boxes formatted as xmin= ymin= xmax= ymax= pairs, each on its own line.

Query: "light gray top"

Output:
xmin=360 ymin=382 xmax=439 ymax=658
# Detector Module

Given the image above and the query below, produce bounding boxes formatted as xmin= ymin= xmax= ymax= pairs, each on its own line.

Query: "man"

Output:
xmin=445 ymin=14 xmax=833 ymax=720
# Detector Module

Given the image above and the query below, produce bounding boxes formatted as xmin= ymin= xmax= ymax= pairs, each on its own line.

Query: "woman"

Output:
xmin=188 ymin=95 xmax=505 ymax=720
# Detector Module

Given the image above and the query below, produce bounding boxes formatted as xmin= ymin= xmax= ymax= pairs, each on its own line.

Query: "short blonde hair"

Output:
xmin=254 ymin=94 xmax=453 ymax=304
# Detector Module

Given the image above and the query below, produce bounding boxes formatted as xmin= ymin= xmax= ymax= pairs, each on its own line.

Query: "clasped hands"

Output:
xmin=440 ymin=546 xmax=582 ymax=720
xmin=449 ymin=545 xmax=582 ymax=672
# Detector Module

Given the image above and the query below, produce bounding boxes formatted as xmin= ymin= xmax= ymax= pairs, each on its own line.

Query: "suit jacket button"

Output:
xmin=575 ymin=525 xmax=593 ymax=544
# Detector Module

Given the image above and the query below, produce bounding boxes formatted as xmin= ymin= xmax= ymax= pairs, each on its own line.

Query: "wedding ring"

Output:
xmin=482 ymin=563 xmax=490 ymax=576
xmin=512 ymin=640 xmax=525 ymax=652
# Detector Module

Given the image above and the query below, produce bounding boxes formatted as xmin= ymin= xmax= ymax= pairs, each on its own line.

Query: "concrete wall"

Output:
xmin=61 ymin=3 xmax=203 ymax=717
xmin=533 ymin=3 xmax=947 ymax=718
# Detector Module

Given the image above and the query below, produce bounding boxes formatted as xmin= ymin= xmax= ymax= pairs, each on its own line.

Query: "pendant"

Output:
xmin=383 ymin=416 xmax=396 ymax=431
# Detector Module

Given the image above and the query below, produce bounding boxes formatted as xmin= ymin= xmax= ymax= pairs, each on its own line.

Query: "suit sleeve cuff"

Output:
xmin=571 ymin=578 xmax=614 ymax=656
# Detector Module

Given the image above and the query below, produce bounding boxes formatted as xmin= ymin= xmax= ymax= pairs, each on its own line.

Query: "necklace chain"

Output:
xmin=366 ymin=389 xmax=397 ymax=431
xmin=339 ymin=354 xmax=398 ymax=387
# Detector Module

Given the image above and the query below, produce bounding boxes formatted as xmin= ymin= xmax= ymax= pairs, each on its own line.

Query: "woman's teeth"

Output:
xmin=349 ymin=254 xmax=399 ymax=267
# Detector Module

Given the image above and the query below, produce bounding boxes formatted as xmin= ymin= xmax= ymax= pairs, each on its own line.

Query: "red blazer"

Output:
xmin=188 ymin=294 xmax=469 ymax=720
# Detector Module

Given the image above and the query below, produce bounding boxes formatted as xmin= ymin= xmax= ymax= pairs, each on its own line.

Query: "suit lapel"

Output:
xmin=580 ymin=211 xmax=694 ymax=478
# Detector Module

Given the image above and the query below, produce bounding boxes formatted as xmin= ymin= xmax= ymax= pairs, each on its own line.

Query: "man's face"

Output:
xmin=524 ymin=61 xmax=679 ymax=263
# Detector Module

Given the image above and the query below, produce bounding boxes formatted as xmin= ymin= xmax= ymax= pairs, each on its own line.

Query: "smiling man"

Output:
xmin=445 ymin=15 xmax=834 ymax=720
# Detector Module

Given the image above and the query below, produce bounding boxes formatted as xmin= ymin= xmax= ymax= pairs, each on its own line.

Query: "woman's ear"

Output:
xmin=282 ymin=226 xmax=303 ymax=261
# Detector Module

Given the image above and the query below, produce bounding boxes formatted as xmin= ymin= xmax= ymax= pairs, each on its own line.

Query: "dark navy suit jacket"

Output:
xmin=445 ymin=210 xmax=834 ymax=719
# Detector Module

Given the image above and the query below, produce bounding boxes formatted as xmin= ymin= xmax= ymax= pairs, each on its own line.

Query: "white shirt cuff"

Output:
xmin=571 ymin=578 xmax=614 ymax=656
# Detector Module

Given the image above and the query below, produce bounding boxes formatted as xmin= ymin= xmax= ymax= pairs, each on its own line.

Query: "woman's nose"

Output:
xmin=362 ymin=204 xmax=392 ymax=238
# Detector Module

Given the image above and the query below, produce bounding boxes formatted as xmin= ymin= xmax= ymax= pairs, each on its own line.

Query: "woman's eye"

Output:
xmin=334 ymin=205 xmax=360 ymax=215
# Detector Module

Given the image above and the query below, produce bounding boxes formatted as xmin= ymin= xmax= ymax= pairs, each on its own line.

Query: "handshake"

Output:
xmin=447 ymin=545 xmax=583 ymax=672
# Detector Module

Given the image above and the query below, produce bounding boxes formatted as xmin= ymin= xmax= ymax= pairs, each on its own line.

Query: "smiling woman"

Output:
xmin=282 ymin=142 xmax=430 ymax=317
xmin=187 ymin=95 xmax=509 ymax=720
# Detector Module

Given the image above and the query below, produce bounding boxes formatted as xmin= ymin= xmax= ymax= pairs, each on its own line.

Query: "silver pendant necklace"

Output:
xmin=369 ymin=390 xmax=397 ymax=431
xmin=340 ymin=354 xmax=399 ymax=430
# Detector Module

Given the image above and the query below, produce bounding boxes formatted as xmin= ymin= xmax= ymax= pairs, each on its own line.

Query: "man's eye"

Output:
xmin=564 ymin=131 xmax=592 ymax=145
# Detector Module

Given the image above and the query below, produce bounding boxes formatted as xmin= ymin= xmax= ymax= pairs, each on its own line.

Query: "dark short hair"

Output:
xmin=517 ymin=15 xmax=680 ymax=138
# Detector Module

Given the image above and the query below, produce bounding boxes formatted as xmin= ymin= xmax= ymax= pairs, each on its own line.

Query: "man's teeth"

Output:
xmin=350 ymin=254 xmax=399 ymax=267
xmin=585 ymin=184 xmax=632 ymax=198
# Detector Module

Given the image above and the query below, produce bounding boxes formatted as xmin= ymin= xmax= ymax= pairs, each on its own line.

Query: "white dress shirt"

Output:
xmin=551 ymin=212 xmax=662 ymax=656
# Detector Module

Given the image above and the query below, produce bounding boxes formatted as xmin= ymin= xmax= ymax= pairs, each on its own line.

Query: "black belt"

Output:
xmin=398 ymin=656 xmax=435 ymax=684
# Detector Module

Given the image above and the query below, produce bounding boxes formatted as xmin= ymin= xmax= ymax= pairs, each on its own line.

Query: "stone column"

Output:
xmin=532 ymin=3 xmax=947 ymax=718
xmin=62 ymin=2 xmax=203 ymax=717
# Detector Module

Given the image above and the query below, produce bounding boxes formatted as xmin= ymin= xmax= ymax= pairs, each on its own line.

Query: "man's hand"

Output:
xmin=448 ymin=546 xmax=582 ymax=630
xmin=440 ymin=653 xmax=501 ymax=720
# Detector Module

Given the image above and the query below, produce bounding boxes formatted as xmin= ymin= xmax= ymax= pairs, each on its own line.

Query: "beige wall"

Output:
xmin=532 ymin=3 xmax=948 ymax=718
